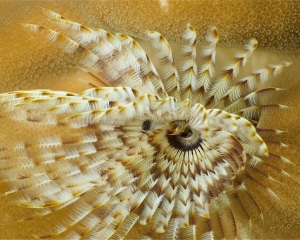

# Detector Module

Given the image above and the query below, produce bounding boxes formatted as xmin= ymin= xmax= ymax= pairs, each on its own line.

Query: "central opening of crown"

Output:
xmin=166 ymin=121 xmax=203 ymax=151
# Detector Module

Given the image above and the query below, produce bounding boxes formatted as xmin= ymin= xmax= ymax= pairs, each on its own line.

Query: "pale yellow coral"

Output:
xmin=0 ymin=1 xmax=300 ymax=239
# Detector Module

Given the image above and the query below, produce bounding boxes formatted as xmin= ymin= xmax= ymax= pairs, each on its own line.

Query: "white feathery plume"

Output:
xmin=223 ymin=87 xmax=285 ymax=113
xmin=196 ymin=26 xmax=219 ymax=99
xmin=115 ymin=33 xmax=166 ymax=97
xmin=237 ymin=104 xmax=289 ymax=121
xmin=207 ymin=38 xmax=258 ymax=103
xmin=147 ymin=30 xmax=181 ymax=100
xmin=180 ymin=24 xmax=197 ymax=104
xmin=24 ymin=23 xmax=151 ymax=94
xmin=224 ymin=62 xmax=291 ymax=105
xmin=40 ymin=7 xmax=66 ymax=20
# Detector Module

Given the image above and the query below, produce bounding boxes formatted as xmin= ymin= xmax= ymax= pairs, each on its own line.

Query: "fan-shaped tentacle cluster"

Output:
xmin=0 ymin=8 xmax=292 ymax=240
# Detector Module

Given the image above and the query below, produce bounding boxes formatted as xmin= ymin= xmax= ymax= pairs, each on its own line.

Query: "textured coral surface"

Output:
xmin=0 ymin=0 xmax=300 ymax=239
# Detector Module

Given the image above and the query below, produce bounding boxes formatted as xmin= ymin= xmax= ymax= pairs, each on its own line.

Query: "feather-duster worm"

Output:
xmin=0 ymin=7 xmax=298 ymax=239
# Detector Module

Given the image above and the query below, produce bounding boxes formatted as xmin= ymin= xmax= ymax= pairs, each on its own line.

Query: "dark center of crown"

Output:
xmin=167 ymin=124 xmax=204 ymax=151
